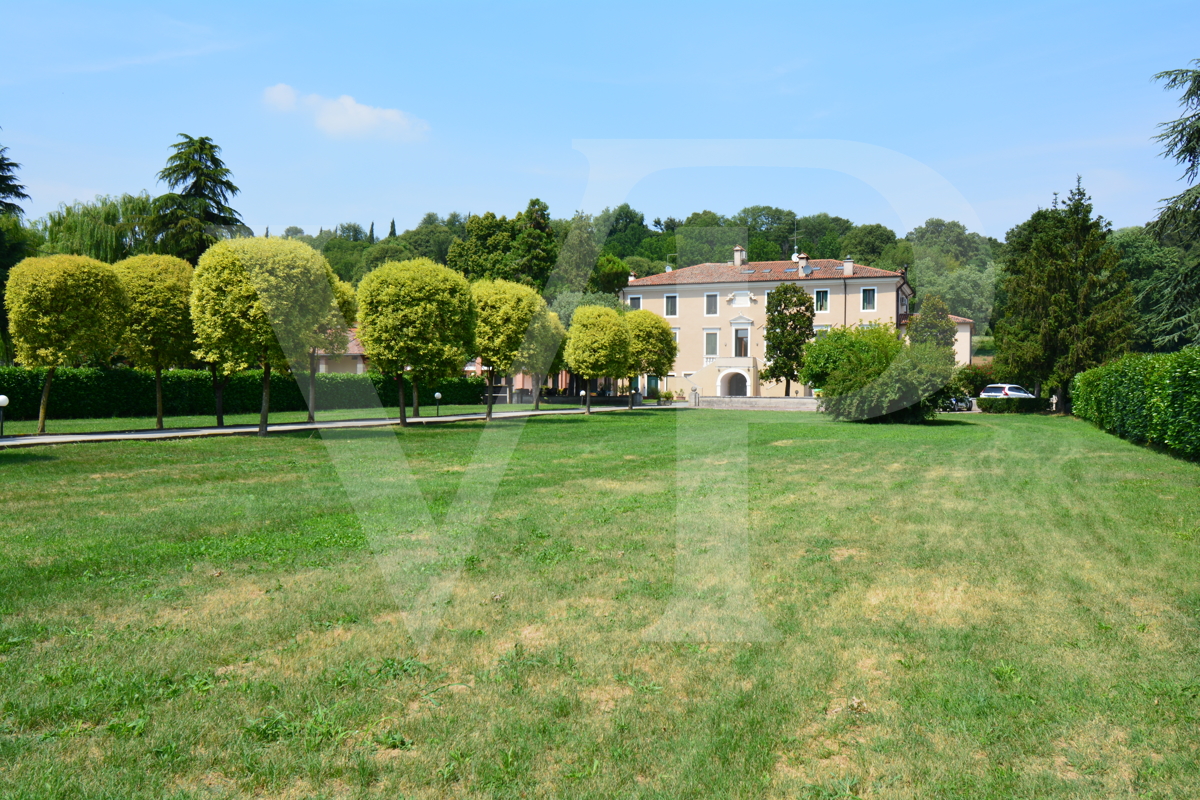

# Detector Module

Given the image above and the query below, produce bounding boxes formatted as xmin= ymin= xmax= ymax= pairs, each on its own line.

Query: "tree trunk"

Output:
xmin=37 ymin=366 xmax=55 ymax=434
xmin=485 ymin=367 xmax=494 ymax=421
xmin=533 ymin=373 xmax=543 ymax=411
xmin=785 ymin=377 xmax=791 ymax=397
xmin=628 ymin=377 xmax=634 ymax=410
xmin=155 ymin=365 xmax=164 ymax=430
xmin=397 ymin=376 xmax=408 ymax=427
xmin=259 ymin=361 xmax=271 ymax=436
xmin=586 ymin=380 xmax=592 ymax=415
xmin=412 ymin=377 xmax=420 ymax=417
xmin=210 ymin=364 xmax=227 ymax=428
xmin=307 ymin=348 xmax=317 ymax=423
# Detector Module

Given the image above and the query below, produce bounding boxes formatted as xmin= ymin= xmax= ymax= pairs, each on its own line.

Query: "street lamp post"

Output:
xmin=434 ymin=392 xmax=442 ymax=417
xmin=0 ymin=395 xmax=7 ymax=437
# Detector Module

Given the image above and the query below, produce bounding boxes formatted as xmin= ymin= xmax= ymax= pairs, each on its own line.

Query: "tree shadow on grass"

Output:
xmin=0 ymin=451 xmax=58 ymax=465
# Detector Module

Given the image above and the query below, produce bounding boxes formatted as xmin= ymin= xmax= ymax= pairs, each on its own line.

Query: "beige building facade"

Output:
xmin=622 ymin=249 xmax=972 ymax=398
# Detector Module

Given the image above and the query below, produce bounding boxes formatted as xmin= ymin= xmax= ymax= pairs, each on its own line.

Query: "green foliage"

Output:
xmin=0 ymin=144 xmax=31 ymax=216
xmin=1072 ymin=349 xmax=1200 ymax=458
xmin=623 ymin=255 xmax=667 ymax=279
xmin=152 ymin=134 xmax=245 ymax=264
xmin=564 ymin=306 xmax=630 ymax=379
xmin=746 ymin=237 xmax=781 ymax=261
xmin=544 ymin=213 xmax=602 ymax=299
xmin=5 ymin=255 xmax=128 ymax=367
xmin=192 ymin=237 xmax=336 ymax=375
xmin=1139 ymin=247 xmax=1200 ymax=351
xmin=840 ymin=223 xmax=897 ymax=264
xmin=397 ymin=221 xmax=457 ymax=264
xmin=0 ymin=367 xmax=484 ymax=420
xmin=597 ymin=203 xmax=652 ymax=259
xmin=513 ymin=309 xmax=566 ymax=384
xmin=360 ymin=240 xmax=416 ymax=278
xmin=471 ymin=279 xmax=544 ymax=376
xmin=819 ymin=338 xmax=954 ymax=423
xmin=976 ymin=397 xmax=1053 ymax=414
xmin=509 ymin=198 xmax=558 ymax=290
xmin=760 ymin=282 xmax=815 ymax=390
xmin=548 ymin=291 xmax=623 ymax=329
xmin=446 ymin=212 xmax=517 ymax=282
xmin=624 ymin=309 xmax=677 ymax=379
xmin=39 ymin=194 xmax=158 ymax=263
xmin=955 ymin=363 xmax=996 ymax=396
xmin=799 ymin=323 xmax=903 ymax=391
xmin=994 ymin=181 xmax=1135 ymax=400
xmin=357 ymin=257 xmax=475 ymax=382
xmin=112 ymin=255 xmax=195 ymax=371
xmin=1149 ymin=59 xmax=1200 ymax=242
xmin=321 ymin=237 xmax=371 ymax=284
xmin=906 ymin=294 xmax=957 ymax=349
xmin=587 ymin=253 xmax=630 ymax=294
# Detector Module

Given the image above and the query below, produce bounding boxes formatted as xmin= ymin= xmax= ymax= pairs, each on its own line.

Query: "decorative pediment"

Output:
xmin=729 ymin=315 xmax=753 ymax=325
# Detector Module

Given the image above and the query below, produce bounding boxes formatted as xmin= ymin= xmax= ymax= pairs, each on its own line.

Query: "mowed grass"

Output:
xmin=1 ymin=410 xmax=1198 ymax=798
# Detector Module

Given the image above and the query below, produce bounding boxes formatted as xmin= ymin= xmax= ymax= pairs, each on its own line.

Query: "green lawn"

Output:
xmin=1 ymin=410 xmax=1198 ymax=798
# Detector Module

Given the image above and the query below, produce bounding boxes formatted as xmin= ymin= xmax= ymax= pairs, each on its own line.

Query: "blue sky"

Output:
xmin=3 ymin=1 xmax=1197 ymax=242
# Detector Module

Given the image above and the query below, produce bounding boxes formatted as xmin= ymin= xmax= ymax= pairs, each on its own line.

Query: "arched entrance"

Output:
xmin=725 ymin=372 xmax=748 ymax=397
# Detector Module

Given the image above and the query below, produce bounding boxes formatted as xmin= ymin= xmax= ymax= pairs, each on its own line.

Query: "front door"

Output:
xmin=727 ymin=372 xmax=747 ymax=396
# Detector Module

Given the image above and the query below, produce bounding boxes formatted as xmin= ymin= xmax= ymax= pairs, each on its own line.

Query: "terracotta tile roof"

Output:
xmin=948 ymin=314 xmax=974 ymax=324
xmin=627 ymin=259 xmax=903 ymax=287
xmin=317 ymin=328 xmax=366 ymax=357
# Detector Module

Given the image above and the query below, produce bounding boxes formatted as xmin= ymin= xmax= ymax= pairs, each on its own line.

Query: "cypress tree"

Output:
xmin=389 ymin=219 xmax=397 ymax=239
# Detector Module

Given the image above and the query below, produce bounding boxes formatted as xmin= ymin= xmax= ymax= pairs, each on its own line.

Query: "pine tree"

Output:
xmin=994 ymin=180 xmax=1135 ymax=410
xmin=152 ymin=134 xmax=244 ymax=264
xmin=1150 ymin=60 xmax=1200 ymax=241
xmin=0 ymin=143 xmax=31 ymax=216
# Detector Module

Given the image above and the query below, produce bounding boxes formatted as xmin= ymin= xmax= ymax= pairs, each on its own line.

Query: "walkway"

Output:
xmin=0 ymin=405 xmax=665 ymax=450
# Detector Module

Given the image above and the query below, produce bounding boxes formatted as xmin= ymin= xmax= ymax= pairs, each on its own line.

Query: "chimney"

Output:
xmin=842 ymin=256 xmax=854 ymax=276
xmin=733 ymin=245 xmax=746 ymax=267
xmin=797 ymin=252 xmax=809 ymax=268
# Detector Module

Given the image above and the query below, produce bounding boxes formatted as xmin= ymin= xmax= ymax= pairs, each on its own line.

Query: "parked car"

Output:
xmin=979 ymin=384 xmax=1035 ymax=399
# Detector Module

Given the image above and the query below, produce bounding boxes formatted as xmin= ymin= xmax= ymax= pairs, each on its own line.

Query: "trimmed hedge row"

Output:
xmin=0 ymin=367 xmax=486 ymax=421
xmin=976 ymin=397 xmax=1052 ymax=413
xmin=1071 ymin=349 xmax=1200 ymax=458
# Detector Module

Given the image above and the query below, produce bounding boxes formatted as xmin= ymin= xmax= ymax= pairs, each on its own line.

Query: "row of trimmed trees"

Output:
xmin=4 ymin=237 xmax=678 ymax=433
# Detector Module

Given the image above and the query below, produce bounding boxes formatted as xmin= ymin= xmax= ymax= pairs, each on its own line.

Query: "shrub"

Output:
xmin=1072 ymin=349 xmax=1200 ymax=458
xmin=956 ymin=363 xmax=995 ymax=396
xmin=976 ymin=397 xmax=1052 ymax=414
xmin=820 ymin=342 xmax=956 ymax=424
xmin=0 ymin=366 xmax=486 ymax=422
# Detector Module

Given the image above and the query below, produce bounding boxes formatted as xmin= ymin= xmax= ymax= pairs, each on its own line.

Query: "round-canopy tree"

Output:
xmin=192 ymin=238 xmax=338 ymax=436
xmin=564 ymin=305 xmax=630 ymax=414
xmin=357 ymin=258 xmax=475 ymax=427
xmin=906 ymin=293 xmax=956 ymax=349
xmin=624 ymin=309 xmax=678 ymax=408
xmin=112 ymin=254 xmax=195 ymax=430
xmin=472 ymin=279 xmax=544 ymax=420
xmin=5 ymin=255 xmax=128 ymax=433
xmin=513 ymin=308 xmax=566 ymax=411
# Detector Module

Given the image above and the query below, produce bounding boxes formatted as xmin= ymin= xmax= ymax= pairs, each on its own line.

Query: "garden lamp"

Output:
xmin=579 ymin=389 xmax=586 ymax=408
xmin=0 ymin=395 xmax=7 ymax=437
xmin=434 ymin=392 xmax=442 ymax=417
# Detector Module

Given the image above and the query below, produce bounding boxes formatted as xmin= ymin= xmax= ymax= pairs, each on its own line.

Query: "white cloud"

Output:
xmin=262 ymin=84 xmax=429 ymax=141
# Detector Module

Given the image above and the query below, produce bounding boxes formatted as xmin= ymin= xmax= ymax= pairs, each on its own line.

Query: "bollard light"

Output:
xmin=0 ymin=394 xmax=7 ymax=438
xmin=434 ymin=392 xmax=442 ymax=417
xmin=579 ymin=389 xmax=586 ymax=407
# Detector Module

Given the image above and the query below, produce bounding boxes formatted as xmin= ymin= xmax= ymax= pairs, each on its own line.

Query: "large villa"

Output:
xmin=621 ymin=246 xmax=973 ymax=398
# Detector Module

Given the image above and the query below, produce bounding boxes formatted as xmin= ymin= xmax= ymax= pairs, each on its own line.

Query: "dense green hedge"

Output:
xmin=1072 ymin=349 xmax=1200 ymax=458
xmin=0 ymin=367 xmax=486 ymax=421
xmin=976 ymin=397 xmax=1052 ymax=413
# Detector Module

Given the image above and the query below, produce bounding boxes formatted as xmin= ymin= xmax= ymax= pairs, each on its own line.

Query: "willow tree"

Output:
xmin=40 ymin=194 xmax=157 ymax=263
xmin=5 ymin=255 xmax=128 ymax=432
xmin=357 ymin=258 xmax=475 ymax=427
xmin=472 ymin=279 xmax=544 ymax=420
xmin=192 ymin=238 xmax=336 ymax=436
xmin=564 ymin=305 xmax=630 ymax=414
xmin=113 ymin=254 xmax=195 ymax=429
xmin=624 ymin=308 xmax=678 ymax=408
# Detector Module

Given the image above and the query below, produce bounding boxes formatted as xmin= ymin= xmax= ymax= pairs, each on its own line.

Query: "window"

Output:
xmin=704 ymin=331 xmax=718 ymax=357
xmin=734 ymin=328 xmax=749 ymax=357
xmin=814 ymin=289 xmax=829 ymax=312
xmin=704 ymin=293 xmax=718 ymax=315
xmin=671 ymin=328 xmax=679 ymax=343
xmin=861 ymin=287 xmax=876 ymax=312
xmin=627 ymin=295 xmax=641 ymax=310
xmin=814 ymin=324 xmax=832 ymax=336
xmin=900 ymin=295 xmax=908 ymax=314
xmin=665 ymin=294 xmax=678 ymax=317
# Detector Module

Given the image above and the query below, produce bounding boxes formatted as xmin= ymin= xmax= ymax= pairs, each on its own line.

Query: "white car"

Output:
xmin=979 ymin=384 xmax=1035 ymax=399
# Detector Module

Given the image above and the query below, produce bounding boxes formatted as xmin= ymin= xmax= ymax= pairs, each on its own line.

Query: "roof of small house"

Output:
xmin=627 ymin=259 xmax=903 ymax=287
